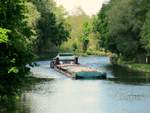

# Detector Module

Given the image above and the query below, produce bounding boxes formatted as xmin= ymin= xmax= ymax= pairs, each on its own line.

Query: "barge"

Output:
xmin=50 ymin=53 xmax=107 ymax=79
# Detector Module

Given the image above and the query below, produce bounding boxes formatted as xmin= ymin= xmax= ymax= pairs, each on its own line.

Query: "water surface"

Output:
xmin=2 ymin=56 xmax=150 ymax=113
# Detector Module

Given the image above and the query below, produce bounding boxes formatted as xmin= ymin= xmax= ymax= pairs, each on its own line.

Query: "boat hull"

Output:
xmin=54 ymin=64 xmax=107 ymax=80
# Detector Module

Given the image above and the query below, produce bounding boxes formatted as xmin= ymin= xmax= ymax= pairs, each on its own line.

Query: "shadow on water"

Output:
xmin=107 ymin=65 xmax=150 ymax=85
xmin=0 ymin=77 xmax=53 ymax=113
xmin=0 ymin=99 xmax=30 ymax=113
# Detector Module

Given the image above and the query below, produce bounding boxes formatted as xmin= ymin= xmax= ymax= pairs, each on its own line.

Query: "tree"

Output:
xmin=25 ymin=1 xmax=41 ymax=46
xmin=0 ymin=0 xmax=34 ymax=75
xmin=93 ymin=0 xmax=150 ymax=62
xmin=93 ymin=3 xmax=110 ymax=50
xmin=60 ymin=7 xmax=91 ymax=52
xmin=81 ymin=22 xmax=91 ymax=52
xmin=141 ymin=10 xmax=150 ymax=63
xmin=31 ymin=0 xmax=69 ymax=54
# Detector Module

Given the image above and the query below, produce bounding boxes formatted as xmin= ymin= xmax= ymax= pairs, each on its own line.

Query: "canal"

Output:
xmin=2 ymin=56 xmax=150 ymax=113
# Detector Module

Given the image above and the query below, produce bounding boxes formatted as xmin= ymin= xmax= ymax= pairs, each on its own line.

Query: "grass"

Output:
xmin=110 ymin=55 xmax=150 ymax=73
xmin=126 ymin=64 xmax=150 ymax=73
xmin=119 ymin=63 xmax=150 ymax=73
xmin=75 ymin=50 xmax=112 ymax=57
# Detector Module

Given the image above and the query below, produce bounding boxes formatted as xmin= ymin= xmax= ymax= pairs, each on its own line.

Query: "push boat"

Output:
xmin=50 ymin=53 xmax=107 ymax=80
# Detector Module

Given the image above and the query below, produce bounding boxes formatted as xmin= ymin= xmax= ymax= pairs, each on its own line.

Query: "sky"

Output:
xmin=55 ymin=0 xmax=110 ymax=16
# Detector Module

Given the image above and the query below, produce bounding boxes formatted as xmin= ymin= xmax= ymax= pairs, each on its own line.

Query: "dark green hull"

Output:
xmin=75 ymin=71 xmax=107 ymax=80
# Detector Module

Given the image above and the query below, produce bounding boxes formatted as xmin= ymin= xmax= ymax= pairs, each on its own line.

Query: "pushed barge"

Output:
xmin=50 ymin=53 xmax=107 ymax=80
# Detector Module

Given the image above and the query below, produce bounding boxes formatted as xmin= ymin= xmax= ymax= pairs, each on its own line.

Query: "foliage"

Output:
xmin=141 ymin=10 xmax=150 ymax=55
xmin=93 ymin=3 xmax=110 ymax=50
xmin=60 ymin=8 xmax=89 ymax=52
xmin=25 ymin=1 xmax=41 ymax=46
xmin=0 ymin=0 xmax=70 ymax=75
xmin=31 ymin=0 xmax=69 ymax=54
xmin=60 ymin=8 xmax=106 ymax=55
xmin=0 ymin=28 xmax=10 ymax=43
xmin=81 ymin=22 xmax=91 ymax=51
xmin=94 ymin=0 xmax=150 ymax=63
xmin=0 ymin=0 xmax=70 ymax=99
xmin=126 ymin=64 xmax=150 ymax=73
xmin=0 ymin=0 xmax=34 ymax=76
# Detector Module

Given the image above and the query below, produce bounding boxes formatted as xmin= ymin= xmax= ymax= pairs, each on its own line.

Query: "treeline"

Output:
xmin=60 ymin=8 xmax=109 ymax=56
xmin=0 ymin=0 xmax=69 ymax=99
xmin=93 ymin=0 xmax=150 ymax=63
xmin=0 ymin=0 xmax=69 ymax=76
xmin=30 ymin=0 xmax=69 ymax=55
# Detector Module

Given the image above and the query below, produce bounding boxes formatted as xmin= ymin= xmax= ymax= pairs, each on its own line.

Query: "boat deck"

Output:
xmin=57 ymin=64 xmax=96 ymax=72
xmin=55 ymin=64 xmax=106 ymax=79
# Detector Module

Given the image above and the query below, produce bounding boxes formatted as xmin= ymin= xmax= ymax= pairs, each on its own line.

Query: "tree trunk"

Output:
xmin=146 ymin=56 xmax=150 ymax=64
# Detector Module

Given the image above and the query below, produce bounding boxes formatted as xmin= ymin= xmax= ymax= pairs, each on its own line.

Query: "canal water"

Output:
xmin=2 ymin=56 xmax=150 ymax=113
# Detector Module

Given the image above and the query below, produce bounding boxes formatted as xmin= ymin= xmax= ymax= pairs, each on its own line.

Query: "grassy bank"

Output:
xmin=118 ymin=63 xmax=150 ymax=73
xmin=110 ymin=55 xmax=150 ymax=73
xmin=85 ymin=50 xmax=112 ymax=56
xmin=35 ymin=49 xmax=112 ymax=60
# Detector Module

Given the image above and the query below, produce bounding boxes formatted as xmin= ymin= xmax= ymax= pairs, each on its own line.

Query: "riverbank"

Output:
xmin=75 ymin=50 xmax=112 ymax=56
xmin=0 ymin=75 xmax=53 ymax=103
xmin=110 ymin=55 xmax=150 ymax=73
xmin=35 ymin=51 xmax=112 ymax=61
xmin=118 ymin=63 xmax=150 ymax=73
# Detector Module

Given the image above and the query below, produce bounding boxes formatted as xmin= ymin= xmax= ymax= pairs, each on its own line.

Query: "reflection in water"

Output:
xmin=107 ymin=65 xmax=150 ymax=84
xmin=1 ymin=56 xmax=150 ymax=113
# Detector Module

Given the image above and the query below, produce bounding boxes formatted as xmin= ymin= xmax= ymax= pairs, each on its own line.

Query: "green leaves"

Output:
xmin=141 ymin=10 xmax=150 ymax=52
xmin=30 ymin=0 xmax=69 ymax=54
xmin=8 ymin=67 xmax=19 ymax=74
xmin=0 ymin=0 xmax=34 ymax=76
xmin=81 ymin=22 xmax=91 ymax=52
xmin=0 ymin=28 xmax=10 ymax=43
xmin=93 ymin=0 xmax=150 ymax=62
xmin=0 ymin=0 xmax=25 ymax=28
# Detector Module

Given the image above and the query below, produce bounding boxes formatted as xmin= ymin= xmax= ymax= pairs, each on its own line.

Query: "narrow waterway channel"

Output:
xmin=2 ymin=56 xmax=150 ymax=113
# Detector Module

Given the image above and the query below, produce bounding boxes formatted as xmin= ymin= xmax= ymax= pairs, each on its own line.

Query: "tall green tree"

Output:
xmin=94 ymin=0 xmax=150 ymax=63
xmin=0 ymin=0 xmax=34 ymax=75
xmin=81 ymin=22 xmax=91 ymax=52
xmin=93 ymin=3 xmax=110 ymax=50
xmin=141 ymin=10 xmax=150 ymax=58
xmin=31 ymin=0 xmax=69 ymax=54
xmin=60 ymin=8 xmax=91 ymax=52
